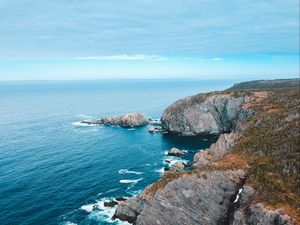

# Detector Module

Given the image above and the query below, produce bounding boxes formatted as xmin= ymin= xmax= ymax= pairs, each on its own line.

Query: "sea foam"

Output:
xmin=119 ymin=169 xmax=143 ymax=175
xmin=119 ymin=178 xmax=142 ymax=184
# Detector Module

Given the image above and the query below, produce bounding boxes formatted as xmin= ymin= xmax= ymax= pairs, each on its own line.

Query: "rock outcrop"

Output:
xmin=167 ymin=147 xmax=185 ymax=157
xmin=192 ymin=132 xmax=238 ymax=168
xmin=80 ymin=113 xmax=149 ymax=127
xmin=101 ymin=112 xmax=149 ymax=127
xmin=161 ymin=92 xmax=254 ymax=135
xmin=113 ymin=169 xmax=246 ymax=225
xmin=170 ymin=162 xmax=184 ymax=172
xmin=231 ymin=185 xmax=296 ymax=225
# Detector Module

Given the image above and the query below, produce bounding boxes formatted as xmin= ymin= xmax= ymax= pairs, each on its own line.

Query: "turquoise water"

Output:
xmin=0 ymin=79 xmax=237 ymax=225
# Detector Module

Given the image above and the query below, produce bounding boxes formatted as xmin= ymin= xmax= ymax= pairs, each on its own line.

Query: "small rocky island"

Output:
xmin=81 ymin=112 xmax=149 ymax=127
xmin=112 ymin=79 xmax=300 ymax=225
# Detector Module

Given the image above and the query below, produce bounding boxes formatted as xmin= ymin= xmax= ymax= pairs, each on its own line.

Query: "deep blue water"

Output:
xmin=0 ymin=79 xmax=237 ymax=225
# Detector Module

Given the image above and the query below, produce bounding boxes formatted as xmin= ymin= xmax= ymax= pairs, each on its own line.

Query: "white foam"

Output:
xmin=119 ymin=178 xmax=142 ymax=184
xmin=155 ymin=167 xmax=165 ymax=175
xmin=72 ymin=121 xmax=98 ymax=127
xmin=126 ymin=128 xmax=136 ymax=131
xmin=81 ymin=198 xmax=130 ymax=225
xmin=63 ymin=222 xmax=77 ymax=225
xmin=126 ymin=189 xmax=142 ymax=196
xmin=119 ymin=169 xmax=143 ymax=175
xmin=80 ymin=203 xmax=97 ymax=213
xmin=163 ymin=156 xmax=188 ymax=166
xmin=139 ymin=163 xmax=151 ymax=167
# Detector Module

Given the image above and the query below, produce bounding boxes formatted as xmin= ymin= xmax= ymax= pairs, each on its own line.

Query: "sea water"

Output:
xmin=0 ymin=79 xmax=237 ymax=225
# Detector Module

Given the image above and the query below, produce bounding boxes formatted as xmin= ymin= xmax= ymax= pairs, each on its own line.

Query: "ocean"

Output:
xmin=0 ymin=79 xmax=238 ymax=225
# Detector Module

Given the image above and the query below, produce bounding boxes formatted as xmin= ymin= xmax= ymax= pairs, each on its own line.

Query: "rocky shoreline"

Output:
xmin=111 ymin=79 xmax=299 ymax=225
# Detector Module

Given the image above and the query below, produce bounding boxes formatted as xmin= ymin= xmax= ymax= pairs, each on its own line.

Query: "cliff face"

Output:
xmin=114 ymin=169 xmax=246 ymax=225
xmin=113 ymin=79 xmax=299 ymax=225
xmin=161 ymin=93 xmax=254 ymax=135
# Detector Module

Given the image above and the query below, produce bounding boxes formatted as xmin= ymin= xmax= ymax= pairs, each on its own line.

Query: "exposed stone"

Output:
xmin=192 ymin=132 xmax=238 ymax=168
xmin=168 ymin=147 xmax=185 ymax=157
xmin=161 ymin=93 xmax=254 ymax=135
xmin=114 ymin=169 xmax=246 ymax=225
xmin=101 ymin=112 xmax=148 ymax=127
xmin=231 ymin=203 xmax=296 ymax=225
xmin=170 ymin=162 xmax=184 ymax=172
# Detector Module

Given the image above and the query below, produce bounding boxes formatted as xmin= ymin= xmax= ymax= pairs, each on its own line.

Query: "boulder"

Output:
xmin=168 ymin=147 xmax=185 ymax=157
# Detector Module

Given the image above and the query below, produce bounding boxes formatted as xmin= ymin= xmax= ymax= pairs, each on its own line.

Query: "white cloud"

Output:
xmin=212 ymin=57 xmax=222 ymax=61
xmin=74 ymin=54 xmax=170 ymax=61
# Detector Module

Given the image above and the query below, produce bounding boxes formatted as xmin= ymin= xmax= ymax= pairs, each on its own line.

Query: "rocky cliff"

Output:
xmin=161 ymin=92 xmax=255 ymax=135
xmin=113 ymin=79 xmax=300 ymax=225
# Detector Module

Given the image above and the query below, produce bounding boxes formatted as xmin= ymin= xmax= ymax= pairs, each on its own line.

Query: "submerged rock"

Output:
xmin=161 ymin=92 xmax=254 ymax=135
xmin=168 ymin=147 xmax=185 ymax=157
xmin=101 ymin=113 xmax=148 ymax=127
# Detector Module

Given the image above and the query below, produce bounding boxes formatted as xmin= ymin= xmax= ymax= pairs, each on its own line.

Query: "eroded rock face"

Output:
xmin=101 ymin=112 xmax=149 ymax=127
xmin=231 ymin=203 xmax=296 ymax=225
xmin=161 ymin=93 xmax=254 ymax=135
xmin=113 ymin=169 xmax=246 ymax=225
xmin=192 ymin=132 xmax=238 ymax=168
xmin=231 ymin=185 xmax=296 ymax=225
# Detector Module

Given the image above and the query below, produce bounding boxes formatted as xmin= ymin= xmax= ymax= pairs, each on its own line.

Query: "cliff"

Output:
xmin=113 ymin=79 xmax=300 ymax=225
xmin=161 ymin=92 xmax=255 ymax=135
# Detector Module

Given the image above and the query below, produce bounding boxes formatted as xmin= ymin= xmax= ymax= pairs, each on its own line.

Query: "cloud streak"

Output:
xmin=74 ymin=54 xmax=170 ymax=61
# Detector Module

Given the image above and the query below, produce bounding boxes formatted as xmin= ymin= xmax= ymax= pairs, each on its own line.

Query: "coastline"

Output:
xmin=112 ymin=78 xmax=300 ymax=225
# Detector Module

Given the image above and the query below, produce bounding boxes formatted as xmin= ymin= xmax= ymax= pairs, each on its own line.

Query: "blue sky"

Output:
xmin=0 ymin=0 xmax=299 ymax=80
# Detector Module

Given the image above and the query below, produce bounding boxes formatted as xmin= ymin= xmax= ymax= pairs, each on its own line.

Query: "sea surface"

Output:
xmin=0 ymin=79 xmax=238 ymax=225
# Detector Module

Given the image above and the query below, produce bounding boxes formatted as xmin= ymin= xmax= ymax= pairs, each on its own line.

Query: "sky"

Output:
xmin=0 ymin=0 xmax=299 ymax=81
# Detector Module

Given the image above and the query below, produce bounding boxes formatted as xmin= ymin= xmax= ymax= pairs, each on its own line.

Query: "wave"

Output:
xmin=119 ymin=178 xmax=142 ymax=184
xmin=155 ymin=167 xmax=165 ymax=175
xmin=119 ymin=169 xmax=143 ymax=175
xmin=72 ymin=121 xmax=98 ymax=127
xmin=63 ymin=222 xmax=77 ymax=225
xmin=126 ymin=189 xmax=142 ymax=196
xmin=80 ymin=198 xmax=130 ymax=225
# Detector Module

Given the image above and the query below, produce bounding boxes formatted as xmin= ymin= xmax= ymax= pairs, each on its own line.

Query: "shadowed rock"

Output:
xmin=161 ymin=92 xmax=255 ymax=135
